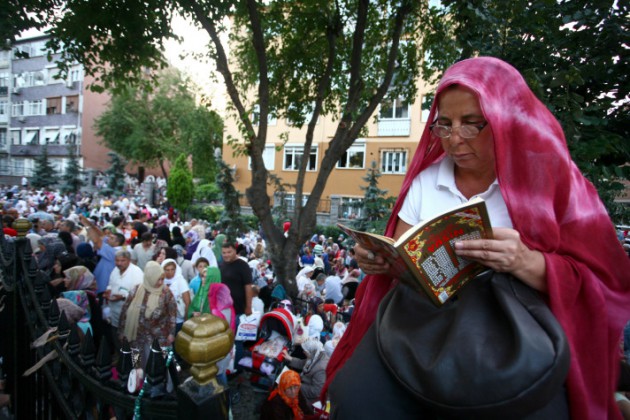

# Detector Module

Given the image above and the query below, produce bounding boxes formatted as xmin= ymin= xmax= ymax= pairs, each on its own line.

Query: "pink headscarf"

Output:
xmin=208 ymin=283 xmax=236 ymax=333
xmin=324 ymin=57 xmax=630 ymax=418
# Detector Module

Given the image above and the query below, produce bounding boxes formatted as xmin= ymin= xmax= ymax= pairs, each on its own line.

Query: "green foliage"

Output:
xmin=59 ymin=145 xmax=84 ymax=194
xmin=95 ymin=69 xmax=223 ymax=180
xmin=194 ymin=183 xmax=222 ymax=203
xmin=216 ymin=156 xmax=247 ymax=244
xmin=423 ymin=0 xmax=630 ymax=223
xmin=31 ymin=145 xmax=59 ymax=190
xmin=167 ymin=154 xmax=194 ymax=216
xmin=103 ymin=152 xmax=127 ymax=196
xmin=187 ymin=204 xmax=223 ymax=224
xmin=354 ymin=161 xmax=396 ymax=233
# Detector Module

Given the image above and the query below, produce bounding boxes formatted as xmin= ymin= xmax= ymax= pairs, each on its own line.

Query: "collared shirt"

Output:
xmin=398 ymin=157 xmax=513 ymax=228
xmin=106 ymin=263 xmax=144 ymax=327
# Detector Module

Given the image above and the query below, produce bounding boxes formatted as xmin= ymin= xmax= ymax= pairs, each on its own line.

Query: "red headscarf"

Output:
xmin=269 ymin=369 xmax=303 ymax=419
xmin=323 ymin=57 xmax=630 ymax=419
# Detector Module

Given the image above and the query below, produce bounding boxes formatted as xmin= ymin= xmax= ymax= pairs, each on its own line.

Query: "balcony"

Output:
xmin=377 ymin=118 xmax=411 ymax=136
xmin=0 ymin=114 xmax=7 ymax=124
xmin=10 ymin=144 xmax=79 ymax=156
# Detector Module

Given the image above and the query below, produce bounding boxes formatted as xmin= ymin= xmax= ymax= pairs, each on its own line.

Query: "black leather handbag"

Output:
xmin=376 ymin=270 xmax=571 ymax=418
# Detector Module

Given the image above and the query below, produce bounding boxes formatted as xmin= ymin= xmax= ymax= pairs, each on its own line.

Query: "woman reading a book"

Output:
xmin=324 ymin=57 xmax=630 ymax=419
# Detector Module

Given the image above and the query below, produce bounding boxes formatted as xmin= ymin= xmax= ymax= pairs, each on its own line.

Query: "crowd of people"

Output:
xmin=0 ymin=183 xmax=360 ymax=417
xmin=2 ymin=56 xmax=630 ymax=420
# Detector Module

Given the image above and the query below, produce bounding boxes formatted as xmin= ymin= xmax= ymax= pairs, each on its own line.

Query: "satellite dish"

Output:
xmin=34 ymin=71 xmax=45 ymax=82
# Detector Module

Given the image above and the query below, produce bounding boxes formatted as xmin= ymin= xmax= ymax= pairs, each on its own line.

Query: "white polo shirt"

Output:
xmin=106 ymin=263 xmax=144 ymax=327
xmin=398 ymin=157 xmax=513 ymax=228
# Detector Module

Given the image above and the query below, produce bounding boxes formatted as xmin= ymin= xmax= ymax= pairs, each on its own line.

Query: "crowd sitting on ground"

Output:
xmin=1 ymin=184 xmax=360 ymax=414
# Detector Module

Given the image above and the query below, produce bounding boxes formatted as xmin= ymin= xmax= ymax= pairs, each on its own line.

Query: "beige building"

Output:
xmin=222 ymin=90 xmax=433 ymax=223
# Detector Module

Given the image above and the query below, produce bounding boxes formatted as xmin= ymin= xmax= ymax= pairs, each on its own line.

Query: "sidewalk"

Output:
xmin=229 ymin=372 xmax=269 ymax=420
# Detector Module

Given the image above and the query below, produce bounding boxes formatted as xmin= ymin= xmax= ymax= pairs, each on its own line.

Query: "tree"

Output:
xmin=17 ymin=0 xmax=424 ymax=296
xmin=95 ymin=69 xmax=223 ymax=181
xmin=167 ymin=154 xmax=194 ymax=218
xmin=354 ymin=161 xmax=395 ymax=234
xmin=215 ymin=154 xmax=248 ymax=245
xmin=59 ymin=145 xmax=84 ymax=194
xmin=421 ymin=0 xmax=630 ymax=222
xmin=17 ymin=0 xmax=627 ymax=294
xmin=104 ymin=152 xmax=127 ymax=196
xmin=30 ymin=145 xmax=59 ymax=190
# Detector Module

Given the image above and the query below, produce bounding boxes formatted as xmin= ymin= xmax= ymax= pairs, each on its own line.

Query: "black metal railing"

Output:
xmin=2 ymin=231 xmax=228 ymax=419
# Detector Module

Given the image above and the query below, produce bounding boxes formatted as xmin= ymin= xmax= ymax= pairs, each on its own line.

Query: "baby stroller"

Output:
xmin=238 ymin=307 xmax=295 ymax=390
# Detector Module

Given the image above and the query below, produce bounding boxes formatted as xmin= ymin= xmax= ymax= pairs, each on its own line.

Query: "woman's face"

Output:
xmin=284 ymin=385 xmax=299 ymax=399
xmin=164 ymin=263 xmax=176 ymax=280
xmin=196 ymin=262 xmax=209 ymax=278
xmin=437 ymin=86 xmax=495 ymax=177
xmin=156 ymin=249 xmax=166 ymax=263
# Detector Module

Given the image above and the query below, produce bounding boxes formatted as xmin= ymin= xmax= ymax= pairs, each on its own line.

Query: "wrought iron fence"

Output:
xmin=2 ymin=232 xmax=228 ymax=419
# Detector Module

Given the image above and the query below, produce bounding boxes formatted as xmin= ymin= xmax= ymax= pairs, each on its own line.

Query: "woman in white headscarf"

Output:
xmin=118 ymin=261 xmax=176 ymax=369
xmin=161 ymin=258 xmax=191 ymax=332
xmin=282 ymin=338 xmax=330 ymax=406
xmin=190 ymin=238 xmax=219 ymax=268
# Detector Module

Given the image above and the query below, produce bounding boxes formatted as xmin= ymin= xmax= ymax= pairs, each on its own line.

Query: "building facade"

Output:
xmin=0 ymin=35 xmax=118 ymax=188
xmin=222 ymin=90 xmax=433 ymax=223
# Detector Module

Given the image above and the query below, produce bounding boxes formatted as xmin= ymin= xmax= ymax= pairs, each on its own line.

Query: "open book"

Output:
xmin=338 ymin=198 xmax=493 ymax=306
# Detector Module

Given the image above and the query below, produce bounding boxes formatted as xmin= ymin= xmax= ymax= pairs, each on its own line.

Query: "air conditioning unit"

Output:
xmin=66 ymin=79 xmax=74 ymax=88
xmin=17 ymin=116 xmax=26 ymax=123
xmin=12 ymin=87 xmax=21 ymax=95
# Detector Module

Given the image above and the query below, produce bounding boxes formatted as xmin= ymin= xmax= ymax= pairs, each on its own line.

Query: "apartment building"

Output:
xmin=222 ymin=91 xmax=433 ymax=222
xmin=0 ymin=35 xmax=115 ymax=187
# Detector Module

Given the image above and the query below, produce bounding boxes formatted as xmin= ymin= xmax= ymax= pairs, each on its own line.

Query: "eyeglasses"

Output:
xmin=430 ymin=122 xmax=488 ymax=139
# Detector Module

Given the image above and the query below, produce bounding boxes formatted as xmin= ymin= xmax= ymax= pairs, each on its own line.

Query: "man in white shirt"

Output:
xmin=103 ymin=250 xmax=144 ymax=351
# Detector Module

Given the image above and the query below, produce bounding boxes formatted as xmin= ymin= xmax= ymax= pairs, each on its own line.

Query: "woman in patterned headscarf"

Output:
xmin=260 ymin=369 xmax=314 ymax=420
xmin=118 ymin=261 xmax=176 ymax=369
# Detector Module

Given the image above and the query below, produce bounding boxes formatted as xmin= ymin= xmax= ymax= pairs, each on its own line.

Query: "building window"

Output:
xmin=379 ymin=96 xmax=410 ymax=120
xmin=45 ymin=128 xmax=61 ymax=144
xmin=378 ymin=96 xmax=411 ymax=136
xmin=0 ymin=101 xmax=7 ymax=115
xmin=70 ymin=68 xmax=81 ymax=82
xmin=11 ymin=102 xmax=24 ymax=117
xmin=0 ymin=130 xmax=7 ymax=146
xmin=381 ymin=149 xmax=407 ymax=174
xmin=286 ymin=103 xmax=316 ymax=127
xmin=339 ymin=197 xmax=364 ymax=220
xmin=47 ymin=97 xmax=62 ymax=115
xmin=337 ymin=142 xmax=366 ymax=169
xmin=283 ymin=145 xmax=317 ymax=171
xmin=13 ymin=45 xmax=32 ymax=59
xmin=25 ymin=129 xmax=40 ymax=145
xmin=421 ymin=94 xmax=433 ymax=122
xmin=248 ymin=145 xmax=276 ymax=171
xmin=10 ymin=130 xmax=21 ymax=145
xmin=252 ymin=104 xmax=277 ymax=126
xmin=281 ymin=193 xmax=309 ymax=212
xmin=14 ymin=159 xmax=25 ymax=176
xmin=62 ymin=128 xmax=79 ymax=145
xmin=0 ymin=157 xmax=8 ymax=175
xmin=28 ymin=100 xmax=44 ymax=116
xmin=65 ymin=95 xmax=79 ymax=113
xmin=0 ymin=73 xmax=8 ymax=87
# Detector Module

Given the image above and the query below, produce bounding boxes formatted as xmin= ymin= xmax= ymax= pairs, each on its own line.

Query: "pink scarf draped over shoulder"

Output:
xmin=324 ymin=57 xmax=630 ymax=419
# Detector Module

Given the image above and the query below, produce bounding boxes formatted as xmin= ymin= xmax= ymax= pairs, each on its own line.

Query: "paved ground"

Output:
xmin=228 ymin=372 xmax=269 ymax=420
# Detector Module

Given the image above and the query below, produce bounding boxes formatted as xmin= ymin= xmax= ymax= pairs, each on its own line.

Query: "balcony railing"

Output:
xmin=377 ymin=118 xmax=411 ymax=136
